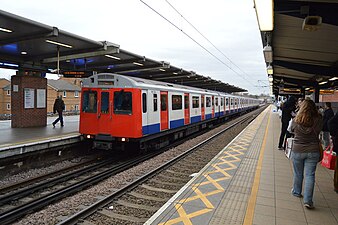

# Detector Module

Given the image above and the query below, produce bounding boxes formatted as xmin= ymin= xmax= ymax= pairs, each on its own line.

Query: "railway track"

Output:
xmin=58 ymin=107 xmax=265 ymax=225
xmin=0 ymin=151 xmax=167 ymax=225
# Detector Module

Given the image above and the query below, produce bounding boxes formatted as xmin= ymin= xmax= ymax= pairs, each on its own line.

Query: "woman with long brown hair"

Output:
xmin=289 ymin=99 xmax=322 ymax=209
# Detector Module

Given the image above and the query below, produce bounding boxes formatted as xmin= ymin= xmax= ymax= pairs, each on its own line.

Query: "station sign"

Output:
xmin=63 ymin=71 xmax=93 ymax=78
xmin=279 ymin=87 xmax=301 ymax=95
xmin=320 ymin=89 xmax=335 ymax=95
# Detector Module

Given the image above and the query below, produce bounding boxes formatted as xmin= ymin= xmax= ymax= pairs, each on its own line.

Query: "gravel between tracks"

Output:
xmin=12 ymin=113 xmax=255 ymax=225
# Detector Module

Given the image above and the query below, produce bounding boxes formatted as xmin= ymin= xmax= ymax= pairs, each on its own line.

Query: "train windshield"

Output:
xmin=114 ymin=90 xmax=132 ymax=114
xmin=82 ymin=91 xmax=97 ymax=113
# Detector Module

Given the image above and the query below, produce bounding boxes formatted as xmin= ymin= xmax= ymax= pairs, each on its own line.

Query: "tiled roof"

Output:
xmin=48 ymin=79 xmax=81 ymax=91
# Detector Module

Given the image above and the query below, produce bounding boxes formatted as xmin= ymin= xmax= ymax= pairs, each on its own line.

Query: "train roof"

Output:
xmin=82 ymin=73 xmax=256 ymax=99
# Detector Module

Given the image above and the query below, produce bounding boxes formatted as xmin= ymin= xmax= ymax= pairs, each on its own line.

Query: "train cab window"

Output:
xmin=206 ymin=97 xmax=211 ymax=107
xmin=142 ymin=93 xmax=147 ymax=113
xmin=161 ymin=94 xmax=167 ymax=111
xmin=192 ymin=96 xmax=199 ymax=108
xmin=114 ymin=91 xmax=132 ymax=114
xmin=153 ymin=94 xmax=158 ymax=112
xmin=172 ymin=95 xmax=182 ymax=110
xmin=101 ymin=92 xmax=109 ymax=114
xmin=82 ymin=91 xmax=97 ymax=113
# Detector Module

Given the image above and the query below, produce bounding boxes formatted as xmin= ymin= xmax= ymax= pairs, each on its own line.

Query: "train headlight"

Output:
xmin=121 ymin=138 xmax=126 ymax=142
xmin=86 ymin=134 xmax=92 ymax=139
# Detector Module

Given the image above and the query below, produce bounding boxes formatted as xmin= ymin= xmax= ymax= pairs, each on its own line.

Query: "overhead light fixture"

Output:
xmin=319 ymin=81 xmax=327 ymax=85
xmin=21 ymin=51 xmax=27 ymax=55
xmin=254 ymin=0 xmax=274 ymax=31
xmin=267 ymin=64 xmax=273 ymax=75
xmin=305 ymin=87 xmax=310 ymax=90
xmin=0 ymin=27 xmax=12 ymax=33
xmin=105 ymin=54 xmax=120 ymax=60
xmin=268 ymin=74 xmax=273 ymax=82
xmin=159 ymin=68 xmax=166 ymax=72
xmin=133 ymin=62 xmax=143 ymax=66
xmin=173 ymin=72 xmax=178 ymax=75
xmin=46 ymin=39 xmax=72 ymax=48
xmin=302 ymin=16 xmax=322 ymax=31
xmin=329 ymin=77 xmax=338 ymax=81
xmin=263 ymin=45 xmax=273 ymax=63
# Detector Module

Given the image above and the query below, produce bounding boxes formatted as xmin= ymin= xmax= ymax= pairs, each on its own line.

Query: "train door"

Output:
xmin=201 ymin=95 xmax=205 ymax=120
xmin=98 ymin=90 xmax=111 ymax=134
xmin=212 ymin=96 xmax=215 ymax=118
xmin=142 ymin=90 xmax=148 ymax=135
xmin=160 ymin=91 xmax=168 ymax=130
xmin=184 ymin=93 xmax=190 ymax=124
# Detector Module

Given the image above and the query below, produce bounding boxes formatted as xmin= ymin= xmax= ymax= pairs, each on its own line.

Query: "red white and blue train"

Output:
xmin=79 ymin=73 xmax=260 ymax=150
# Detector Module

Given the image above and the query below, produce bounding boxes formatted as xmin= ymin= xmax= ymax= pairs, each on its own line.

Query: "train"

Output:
xmin=79 ymin=73 xmax=260 ymax=150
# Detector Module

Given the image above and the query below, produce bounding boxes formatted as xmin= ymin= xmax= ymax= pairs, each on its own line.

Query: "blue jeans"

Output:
xmin=291 ymin=151 xmax=320 ymax=205
xmin=53 ymin=111 xmax=64 ymax=126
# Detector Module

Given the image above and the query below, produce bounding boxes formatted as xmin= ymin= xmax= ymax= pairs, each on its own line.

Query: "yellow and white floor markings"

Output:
xmin=151 ymin=108 xmax=269 ymax=225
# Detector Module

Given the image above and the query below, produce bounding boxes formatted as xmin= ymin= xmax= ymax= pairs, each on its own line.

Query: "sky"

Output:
xmin=0 ymin=0 xmax=269 ymax=95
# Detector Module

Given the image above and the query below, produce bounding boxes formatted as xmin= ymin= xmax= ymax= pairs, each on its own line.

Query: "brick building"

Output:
xmin=0 ymin=78 xmax=81 ymax=117
xmin=47 ymin=79 xmax=81 ymax=113
xmin=0 ymin=78 xmax=11 ymax=115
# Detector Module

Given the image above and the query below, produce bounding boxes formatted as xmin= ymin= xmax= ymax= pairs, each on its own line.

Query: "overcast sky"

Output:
xmin=0 ymin=0 xmax=269 ymax=95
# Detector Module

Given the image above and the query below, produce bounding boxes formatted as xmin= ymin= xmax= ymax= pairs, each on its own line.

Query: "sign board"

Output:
xmin=24 ymin=88 xmax=34 ymax=109
xmin=37 ymin=89 xmax=46 ymax=108
xmin=63 ymin=71 xmax=93 ymax=78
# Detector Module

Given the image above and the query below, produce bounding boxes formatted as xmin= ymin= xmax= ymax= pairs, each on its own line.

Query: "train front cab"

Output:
xmin=80 ymin=87 xmax=143 ymax=149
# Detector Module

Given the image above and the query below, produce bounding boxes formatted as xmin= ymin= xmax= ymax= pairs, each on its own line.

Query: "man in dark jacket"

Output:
xmin=278 ymin=96 xmax=296 ymax=150
xmin=322 ymin=102 xmax=334 ymax=148
xmin=52 ymin=96 xmax=65 ymax=128
xmin=328 ymin=112 xmax=338 ymax=193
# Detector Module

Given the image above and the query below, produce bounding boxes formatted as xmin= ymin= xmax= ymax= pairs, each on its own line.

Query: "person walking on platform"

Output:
xmin=322 ymin=102 xmax=334 ymax=149
xmin=289 ymin=99 xmax=323 ymax=209
xmin=327 ymin=112 xmax=338 ymax=193
xmin=278 ymin=96 xmax=296 ymax=150
xmin=52 ymin=96 xmax=65 ymax=128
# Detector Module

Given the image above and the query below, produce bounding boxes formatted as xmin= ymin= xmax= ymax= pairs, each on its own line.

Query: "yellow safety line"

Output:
xmin=243 ymin=109 xmax=271 ymax=225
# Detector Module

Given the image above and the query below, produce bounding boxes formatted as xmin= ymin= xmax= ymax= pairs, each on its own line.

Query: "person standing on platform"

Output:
xmin=322 ymin=102 xmax=334 ymax=149
xmin=289 ymin=99 xmax=323 ymax=209
xmin=327 ymin=112 xmax=338 ymax=194
xmin=278 ymin=96 xmax=296 ymax=150
xmin=52 ymin=95 xmax=65 ymax=128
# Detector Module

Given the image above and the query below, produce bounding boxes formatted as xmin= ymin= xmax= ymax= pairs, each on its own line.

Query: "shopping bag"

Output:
xmin=321 ymin=146 xmax=337 ymax=170
xmin=285 ymin=137 xmax=294 ymax=159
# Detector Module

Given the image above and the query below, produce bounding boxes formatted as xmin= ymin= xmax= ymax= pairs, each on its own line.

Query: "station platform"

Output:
xmin=146 ymin=105 xmax=338 ymax=225
xmin=0 ymin=115 xmax=81 ymax=159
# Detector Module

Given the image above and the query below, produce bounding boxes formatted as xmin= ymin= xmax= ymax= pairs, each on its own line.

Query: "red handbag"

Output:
xmin=321 ymin=146 xmax=337 ymax=170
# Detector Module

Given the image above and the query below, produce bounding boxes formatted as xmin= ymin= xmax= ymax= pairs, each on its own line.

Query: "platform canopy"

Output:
xmin=257 ymin=0 xmax=338 ymax=96
xmin=0 ymin=9 xmax=246 ymax=93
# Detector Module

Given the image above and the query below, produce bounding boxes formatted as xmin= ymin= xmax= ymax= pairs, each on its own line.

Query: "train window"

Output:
xmin=172 ymin=95 xmax=182 ymax=110
xmin=82 ymin=91 xmax=97 ymax=113
xmin=235 ymin=99 xmax=237 ymax=106
xmin=101 ymin=92 xmax=109 ymax=114
xmin=221 ymin=98 xmax=224 ymax=106
xmin=192 ymin=96 xmax=199 ymax=108
xmin=206 ymin=97 xmax=211 ymax=107
xmin=226 ymin=98 xmax=229 ymax=106
xmin=142 ymin=93 xmax=147 ymax=113
xmin=153 ymin=94 xmax=158 ymax=112
xmin=215 ymin=98 xmax=218 ymax=106
xmin=212 ymin=97 xmax=214 ymax=106
xmin=161 ymin=94 xmax=167 ymax=111
xmin=184 ymin=95 xmax=189 ymax=109
xmin=114 ymin=91 xmax=132 ymax=115
xmin=230 ymin=98 xmax=233 ymax=106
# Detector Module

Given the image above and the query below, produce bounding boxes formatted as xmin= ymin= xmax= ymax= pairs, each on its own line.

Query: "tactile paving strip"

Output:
xmin=148 ymin=107 xmax=270 ymax=225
